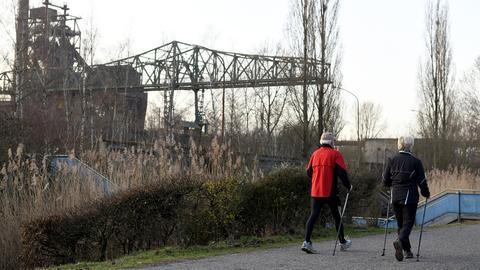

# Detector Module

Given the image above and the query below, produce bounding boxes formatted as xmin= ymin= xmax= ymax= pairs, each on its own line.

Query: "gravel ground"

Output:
xmin=131 ymin=223 xmax=480 ymax=270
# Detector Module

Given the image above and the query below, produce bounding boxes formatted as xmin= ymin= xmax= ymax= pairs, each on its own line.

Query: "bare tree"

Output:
xmin=357 ymin=101 xmax=385 ymax=140
xmin=247 ymin=45 xmax=289 ymax=154
xmin=110 ymin=37 xmax=133 ymax=62
xmin=456 ymin=57 xmax=480 ymax=167
xmin=462 ymin=57 xmax=480 ymax=135
xmin=242 ymin=88 xmax=256 ymax=133
xmin=417 ymin=0 xmax=455 ymax=168
xmin=224 ymin=88 xmax=245 ymax=150
xmin=0 ymin=0 xmax=16 ymax=71
xmin=204 ymin=89 xmax=221 ymax=135
xmin=81 ymin=12 xmax=99 ymax=151
xmin=82 ymin=12 xmax=99 ymax=67
xmin=287 ymin=0 xmax=316 ymax=157
xmin=287 ymin=0 xmax=343 ymax=157
xmin=313 ymin=0 xmax=343 ymax=137
xmin=254 ymin=85 xmax=288 ymax=154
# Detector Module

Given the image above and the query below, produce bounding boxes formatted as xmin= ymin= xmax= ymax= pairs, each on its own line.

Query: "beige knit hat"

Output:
xmin=320 ymin=132 xmax=336 ymax=146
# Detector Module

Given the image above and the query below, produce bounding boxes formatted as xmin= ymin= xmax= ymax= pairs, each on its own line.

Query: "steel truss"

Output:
xmin=0 ymin=72 xmax=13 ymax=95
xmin=86 ymin=41 xmax=330 ymax=136
xmin=87 ymin=40 xmax=329 ymax=91
xmin=1 ymin=40 xmax=330 ymax=138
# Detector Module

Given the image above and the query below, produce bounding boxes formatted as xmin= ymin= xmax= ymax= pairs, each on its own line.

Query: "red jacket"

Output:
xmin=307 ymin=145 xmax=350 ymax=197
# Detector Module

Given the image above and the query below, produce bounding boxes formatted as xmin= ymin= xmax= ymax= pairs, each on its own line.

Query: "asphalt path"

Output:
xmin=131 ymin=223 xmax=480 ymax=270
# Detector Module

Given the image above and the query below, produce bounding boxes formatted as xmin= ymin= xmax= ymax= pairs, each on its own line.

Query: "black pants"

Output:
xmin=305 ymin=197 xmax=345 ymax=243
xmin=393 ymin=202 xmax=417 ymax=251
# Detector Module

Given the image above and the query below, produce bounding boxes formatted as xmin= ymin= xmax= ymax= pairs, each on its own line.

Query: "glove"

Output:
xmin=421 ymin=189 xmax=430 ymax=199
xmin=348 ymin=185 xmax=353 ymax=193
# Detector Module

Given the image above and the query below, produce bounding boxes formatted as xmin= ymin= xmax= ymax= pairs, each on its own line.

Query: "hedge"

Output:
xmin=21 ymin=177 xmax=195 ymax=267
xmin=21 ymin=166 xmax=380 ymax=269
xmin=21 ymin=168 xmax=312 ymax=269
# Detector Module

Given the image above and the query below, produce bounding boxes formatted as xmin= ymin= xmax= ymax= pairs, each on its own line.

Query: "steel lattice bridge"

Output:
xmin=0 ymin=72 xmax=13 ymax=96
xmin=0 ymin=40 xmax=330 ymax=134
xmin=87 ymin=40 xmax=329 ymax=91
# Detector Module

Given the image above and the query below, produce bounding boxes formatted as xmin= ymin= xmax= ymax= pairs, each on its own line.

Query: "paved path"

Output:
xmin=132 ymin=223 xmax=480 ymax=270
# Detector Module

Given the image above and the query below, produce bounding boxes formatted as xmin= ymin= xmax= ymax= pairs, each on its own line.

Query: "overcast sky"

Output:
xmin=2 ymin=0 xmax=480 ymax=139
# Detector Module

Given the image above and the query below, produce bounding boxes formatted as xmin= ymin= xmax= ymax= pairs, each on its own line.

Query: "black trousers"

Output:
xmin=393 ymin=202 xmax=418 ymax=251
xmin=305 ymin=197 xmax=345 ymax=244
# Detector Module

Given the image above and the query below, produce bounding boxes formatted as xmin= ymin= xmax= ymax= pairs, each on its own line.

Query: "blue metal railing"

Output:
xmin=353 ymin=216 xmax=398 ymax=229
xmin=50 ymin=155 xmax=117 ymax=194
xmin=416 ymin=189 xmax=480 ymax=226
xmin=352 ymin=189 xmax=480 ymax=229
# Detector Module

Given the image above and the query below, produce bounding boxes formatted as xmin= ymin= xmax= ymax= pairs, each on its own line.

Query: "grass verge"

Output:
xmin=44 ymin=226 xmax=385 ymax=270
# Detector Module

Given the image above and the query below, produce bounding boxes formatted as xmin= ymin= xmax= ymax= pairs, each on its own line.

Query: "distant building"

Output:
xmin=337 ymin=138 xmax=435 ymax=171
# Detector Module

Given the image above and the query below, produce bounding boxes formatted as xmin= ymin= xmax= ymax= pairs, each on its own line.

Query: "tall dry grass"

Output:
xmin=80 ymin=137 xmax=260 ymax=189
xmin=427 ymin=168 xmax=480 ymax=196
xmin=0 ymin=138 xmax=260 ymax=270
xmin=0 ymin=147 xmax=110 ymax=269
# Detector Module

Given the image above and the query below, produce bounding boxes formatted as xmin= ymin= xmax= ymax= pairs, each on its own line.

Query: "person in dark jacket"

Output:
xmin=301 ymin=132 xmax=353 ymax=254
xmin=383 ymin=135 xmax=430 ymax=261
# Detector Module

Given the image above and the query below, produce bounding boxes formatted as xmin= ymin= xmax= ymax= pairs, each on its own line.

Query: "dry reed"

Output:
xmin=427 ymin=168 xmax=480 ymax=196
xmin=0 ymin=138 xmax=260 ymax=270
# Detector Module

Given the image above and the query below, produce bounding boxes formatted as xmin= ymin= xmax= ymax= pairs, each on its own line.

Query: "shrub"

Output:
xmin=22 ymin=214 xmax=95 ymax=267
xmin=21 ymin=176 xmax=201 ymax=269
xmin=348 ymin=169 xmax=381 ymax=218
xmin=20 ymin=168 xmax=314 ymax=268
xmin=175 ymin=177 xmax=247 ymax=246
xmin=203 ymin=177 xmax=246 ymax=240
xmin=237 ymin=167 xmax=310 ymax=236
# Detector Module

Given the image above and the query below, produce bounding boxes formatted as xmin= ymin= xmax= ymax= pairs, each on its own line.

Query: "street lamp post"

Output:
xmin=335 ymin=87 xmax=360 ymax=142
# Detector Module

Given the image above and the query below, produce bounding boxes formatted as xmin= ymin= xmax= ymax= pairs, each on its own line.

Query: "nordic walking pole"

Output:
xmin=333 ymin=191 xmax=350 ymax=256
xmin=416 ymin=198 xmax=428 ymax=262
xmin=381 ymin=188 xmax=392 ymax=256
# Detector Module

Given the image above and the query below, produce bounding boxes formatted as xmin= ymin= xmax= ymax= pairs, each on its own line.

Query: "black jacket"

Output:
xmin=383 ymin=151 xmax=430 ymax=205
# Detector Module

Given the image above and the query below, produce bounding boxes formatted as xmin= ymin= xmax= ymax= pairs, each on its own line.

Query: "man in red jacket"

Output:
xmin=301 ymin=132 xmax=353 ymax=254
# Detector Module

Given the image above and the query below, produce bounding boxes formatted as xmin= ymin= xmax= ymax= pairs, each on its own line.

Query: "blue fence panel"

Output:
xmin=353 ymin=217 xmax=398 ymax=229
xmin=50 ymin=156 xmax=114 ymax=194
xmin=460 ymin=194 xmax=480 ymax=214
xmin=355 ymin=191 xmax=479 ymax=228
xmin=416 ymin=193 xmax=457 ymax=225
xmin=416 ymin=191 xmax=480 ymax=226
xmin=377 ymin=218 xmax=398 ymax=229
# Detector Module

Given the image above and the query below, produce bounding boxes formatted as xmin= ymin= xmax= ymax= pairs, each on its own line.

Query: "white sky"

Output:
xmin=3 ymin=0 xmax=480 ymax=139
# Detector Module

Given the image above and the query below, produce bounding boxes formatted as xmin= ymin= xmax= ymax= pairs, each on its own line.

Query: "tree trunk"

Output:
xmin=302 ymin=0 xmax=310 ymax=158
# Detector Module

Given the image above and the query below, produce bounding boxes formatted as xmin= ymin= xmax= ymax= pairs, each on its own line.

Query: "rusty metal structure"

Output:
xmin=83 ymin=41 xmax=330 ymax=140
xmin=1 ymin=0 xmax=148 ymax=145
xmin=0 ymin=72 xmax=13 ymax=104
xmin=0 ymin=0 xmax=331 ymax=146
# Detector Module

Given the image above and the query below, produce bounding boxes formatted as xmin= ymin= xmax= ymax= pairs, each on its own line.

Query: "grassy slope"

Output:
xmin=44 ymin=226 xmax=386 ymax=270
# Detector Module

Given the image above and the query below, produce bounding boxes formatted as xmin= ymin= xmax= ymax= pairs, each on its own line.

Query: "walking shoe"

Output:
xmin=301 ymin=241 xmax=318 ymax=254
xmin=404 ymin=250 xmax=414 ymax=259
xmin=393 ymin=240 xmax=404 ymax=261
xmin=339 ymin=239 xmax=352 ymax=251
